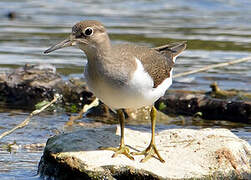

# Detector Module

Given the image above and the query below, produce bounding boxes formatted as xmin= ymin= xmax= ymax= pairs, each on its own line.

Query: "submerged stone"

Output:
xmin=38 ymin=126 xmax=250 ymax=179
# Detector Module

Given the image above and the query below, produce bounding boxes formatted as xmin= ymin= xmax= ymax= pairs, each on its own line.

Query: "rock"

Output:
xmin=0 ymin=64 xmax=94 ymax=109
xmin=156 ymin=90 xmax=251 ymax=123
xmin=0 ymin=64 xmax=62 ymax=107
xmin=38 ymin=126 xmax=250 ymax=179
xmin=6 ymin=11 xmax=17 ymax=19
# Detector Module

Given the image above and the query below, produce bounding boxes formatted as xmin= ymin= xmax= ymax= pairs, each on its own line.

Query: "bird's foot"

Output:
xmin=99 ymin=144 xmax=134 ymax=160
xmin=132 ymin=143 xmax=165 ymax=163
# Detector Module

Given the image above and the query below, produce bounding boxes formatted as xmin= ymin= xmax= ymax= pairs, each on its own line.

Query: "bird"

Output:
xmin=44 ymin=20 xmax=186 ymax=163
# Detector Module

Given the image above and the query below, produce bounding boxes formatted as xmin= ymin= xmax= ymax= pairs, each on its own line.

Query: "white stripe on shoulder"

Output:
xmin=129 ymin=57 xmax=154 ymax=89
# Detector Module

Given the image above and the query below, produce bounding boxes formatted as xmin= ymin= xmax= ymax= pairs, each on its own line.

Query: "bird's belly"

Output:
xmin=85 ymin=70 xmax=172 ymax=110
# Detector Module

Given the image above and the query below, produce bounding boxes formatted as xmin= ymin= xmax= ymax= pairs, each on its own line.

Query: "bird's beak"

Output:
xmin=44 ymin=38 xmax=72 ymax=54
xmin=44 ymin=34 xmax=85 ymax=54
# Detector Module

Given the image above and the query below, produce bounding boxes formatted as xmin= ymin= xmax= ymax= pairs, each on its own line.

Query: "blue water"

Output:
xmin=0 ymin=0 xmax=250 ymax=179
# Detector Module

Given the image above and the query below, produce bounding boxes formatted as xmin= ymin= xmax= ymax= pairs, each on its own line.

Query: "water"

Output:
xmin=0 ymin=0 xmax=250 ymax=179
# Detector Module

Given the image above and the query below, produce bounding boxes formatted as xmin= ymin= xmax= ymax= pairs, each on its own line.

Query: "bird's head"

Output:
xmin=44 ymin=20 xmax=110 ymax=54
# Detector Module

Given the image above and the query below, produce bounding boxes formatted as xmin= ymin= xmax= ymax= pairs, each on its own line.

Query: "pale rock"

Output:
xmin=38 ymin=126 xmax=250 ymax=179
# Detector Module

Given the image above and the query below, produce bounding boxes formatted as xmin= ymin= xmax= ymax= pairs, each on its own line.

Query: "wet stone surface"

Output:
xmin=0 ymin=64 xmax=94 ymax=109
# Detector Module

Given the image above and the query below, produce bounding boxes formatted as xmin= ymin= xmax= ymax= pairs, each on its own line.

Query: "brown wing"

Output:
xmin=140 ymin=41 xmax=186 ymax=88
xmin=136 ymin=48 xmax=174 ymax=88
xmin=112 ymin=42 xmax=186 ymax=88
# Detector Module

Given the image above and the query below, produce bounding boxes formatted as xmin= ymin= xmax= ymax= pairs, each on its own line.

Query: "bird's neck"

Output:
xmin=82 ymin=35 xmax=111 ymax=63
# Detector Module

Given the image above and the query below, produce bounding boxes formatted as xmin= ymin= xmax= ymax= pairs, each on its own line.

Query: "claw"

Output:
xmin=100 ymin=145 xmax=134 ymax=160
xmin=132 ymin=143 xmax=165 ymax=163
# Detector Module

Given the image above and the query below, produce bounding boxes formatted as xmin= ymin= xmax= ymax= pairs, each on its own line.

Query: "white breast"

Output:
xmin=85 ymin=58 xmax=172 ymax=110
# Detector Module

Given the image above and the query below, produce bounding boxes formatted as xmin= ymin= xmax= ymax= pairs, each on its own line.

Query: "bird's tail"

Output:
xmin=153 ymin=41 xmax=187 ymax=58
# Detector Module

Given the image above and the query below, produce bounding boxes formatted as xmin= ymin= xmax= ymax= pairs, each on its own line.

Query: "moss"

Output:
xmin=64 ymin=104 xmax=79 ymax=113
xmin=158 ymin=102 xmax=167 ymax=111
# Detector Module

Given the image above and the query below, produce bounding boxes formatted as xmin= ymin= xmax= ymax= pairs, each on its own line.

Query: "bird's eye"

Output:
xmin=84 ymin=27 xmax=93 ymax=36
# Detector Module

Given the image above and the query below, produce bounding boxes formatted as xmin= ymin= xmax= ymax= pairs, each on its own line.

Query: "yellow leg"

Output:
xmin=132 ymin=106 xmax=165 ymax=163
xmin=100 ymin=109 xmax=134 ymax=160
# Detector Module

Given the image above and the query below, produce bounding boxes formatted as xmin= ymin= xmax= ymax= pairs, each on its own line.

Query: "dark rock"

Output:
xmin=0 ymin=64 xmax=93 ymax=109
xmin=6 ymin=11 xmax=17 ymax=19
xmin=156 ymin=91 xmax=251 ymax=123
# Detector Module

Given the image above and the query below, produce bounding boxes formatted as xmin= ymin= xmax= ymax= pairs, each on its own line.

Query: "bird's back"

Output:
xmin=111 ymin=41 xmax=186 ymax=88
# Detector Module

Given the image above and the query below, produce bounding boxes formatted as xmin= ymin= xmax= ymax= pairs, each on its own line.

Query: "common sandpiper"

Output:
xmin=44 ymin=20 xmax=186 ymax=163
